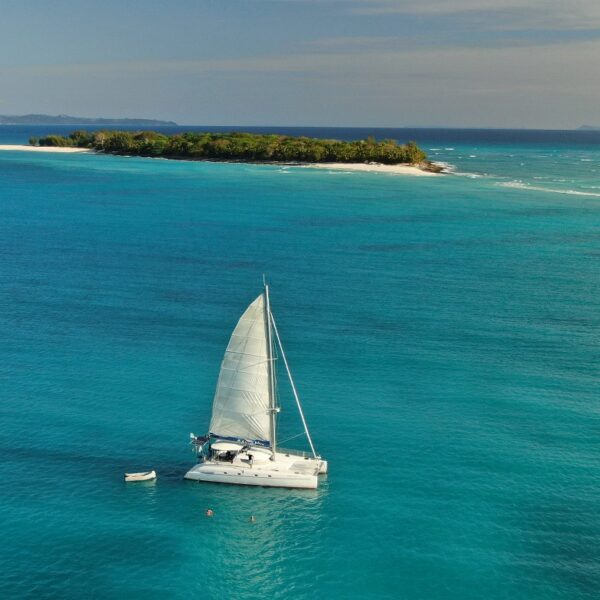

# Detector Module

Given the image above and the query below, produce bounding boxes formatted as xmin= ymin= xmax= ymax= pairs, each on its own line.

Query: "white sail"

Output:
xmin=209 ymin=294 xmax=272 ymax=444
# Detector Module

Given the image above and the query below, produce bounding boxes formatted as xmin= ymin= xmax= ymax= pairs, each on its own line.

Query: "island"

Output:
xmin=29 ymin=129 xmax=440 ymax=173
xmin=0 ymin=114 xmax=176 ymax=126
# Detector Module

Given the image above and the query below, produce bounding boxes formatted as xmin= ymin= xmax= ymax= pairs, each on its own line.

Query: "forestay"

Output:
xmin=209 ymin=294 xmax=272 ymax=445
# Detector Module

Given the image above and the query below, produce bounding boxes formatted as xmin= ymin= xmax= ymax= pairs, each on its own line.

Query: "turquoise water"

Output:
xmin=1 ymin=129 xmax=600 ymax=599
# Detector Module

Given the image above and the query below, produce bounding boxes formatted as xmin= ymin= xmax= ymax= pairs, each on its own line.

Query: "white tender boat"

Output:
xmin=124 ymin=470 xmax=156 ymax=482
xmin=184 ymin=282 xmax=327 ymax=489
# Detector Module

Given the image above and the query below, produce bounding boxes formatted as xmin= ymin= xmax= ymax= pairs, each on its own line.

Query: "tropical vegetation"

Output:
xmin=33 ymin=130 xmax=428 ymax=165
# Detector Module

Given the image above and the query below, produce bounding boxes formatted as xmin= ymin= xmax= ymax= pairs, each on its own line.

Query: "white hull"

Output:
xmin=185 ymin=463 xmax=317 ymax=489
xmin=124 ymin=470 xmax=156 ymax=482
xmin=184 ymin=451 xmax=325 ymax=489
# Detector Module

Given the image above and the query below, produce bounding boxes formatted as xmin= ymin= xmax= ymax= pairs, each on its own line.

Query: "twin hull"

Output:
xmin=184 ymin=454 xmax=327 ymax=489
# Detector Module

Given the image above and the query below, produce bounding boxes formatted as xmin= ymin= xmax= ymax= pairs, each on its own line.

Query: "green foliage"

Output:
xmin=37 ymin=134 xmax=74 ymax=147
xmin=69 ymin=130 xmax=94 ymax=147
xmin=36 ymin=130 xmax=427 ymax=164
xmin=28 ymin=137 xmax=39 ymax=146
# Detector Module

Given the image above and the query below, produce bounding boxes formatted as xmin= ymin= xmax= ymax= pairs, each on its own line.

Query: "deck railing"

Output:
xmin=277 ymin=447 xmax=317 ymax=459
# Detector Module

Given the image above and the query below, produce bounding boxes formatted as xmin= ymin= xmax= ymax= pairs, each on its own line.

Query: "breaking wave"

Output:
xmin=499 ymin=181 xmax=600 ymax=197
xmin=453 ymin=172 xmax=485 ymax=179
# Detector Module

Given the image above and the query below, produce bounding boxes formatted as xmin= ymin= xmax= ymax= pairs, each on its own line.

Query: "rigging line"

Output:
xmin=277 ymin=432 xmax=306 ymax=445
xmin=269 ymin=312 xmax=318 ymax=458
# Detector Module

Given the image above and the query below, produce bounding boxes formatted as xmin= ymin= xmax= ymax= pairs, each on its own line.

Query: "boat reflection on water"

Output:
xmin=190 ymin=483 xmax=328 ymax=598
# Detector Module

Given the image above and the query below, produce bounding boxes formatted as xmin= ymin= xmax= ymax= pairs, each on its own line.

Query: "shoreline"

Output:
xmin=0 ymin=144 xmax=442 ymax=175
xmin=0 ymin=144 xmax=93 ymax=153
xmin=302 ymin=162 xmax=440 ymax=176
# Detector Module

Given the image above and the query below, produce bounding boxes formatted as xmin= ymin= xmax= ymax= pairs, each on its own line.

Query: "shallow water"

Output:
xmin=1 ymin=127 xmax=599 ymax=599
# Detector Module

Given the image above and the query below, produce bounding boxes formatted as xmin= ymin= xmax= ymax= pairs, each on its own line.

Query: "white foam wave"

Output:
xmin=441 ymin=162 xmax=488 ymax=178
xmin=433 ymin=161 xmax=455 ymax=171
xmin=499 ymin=181 xmax=600 ymax=197
xmin=453 ymin=171 xmax=484 ymax=179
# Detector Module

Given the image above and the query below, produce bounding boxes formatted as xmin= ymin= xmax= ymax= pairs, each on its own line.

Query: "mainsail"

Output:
xmin=209 ymin=294 xmax=272 ymax=445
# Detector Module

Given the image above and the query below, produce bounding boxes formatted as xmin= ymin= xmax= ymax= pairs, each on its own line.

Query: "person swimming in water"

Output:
xmin=249 ymin=515 xmax=256 ymax=523
xmin=205 ymin=508 xmax=214 ymax=517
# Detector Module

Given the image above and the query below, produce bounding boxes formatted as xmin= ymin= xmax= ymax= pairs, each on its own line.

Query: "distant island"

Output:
xmin=31 ymin=129 xmax=437 ymax=170
xmin=0 ymin=114 xmax=176 ymax=126
xmin=577 ymin=125 xmax=600 ymax=131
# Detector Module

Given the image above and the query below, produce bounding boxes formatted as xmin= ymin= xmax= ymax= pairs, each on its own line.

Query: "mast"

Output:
xmin=264 ymin=281 xmax=278 ymax=456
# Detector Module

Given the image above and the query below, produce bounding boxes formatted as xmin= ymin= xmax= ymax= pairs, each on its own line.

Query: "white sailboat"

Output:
xmin=184 ymin=283 xmax=327 ymax=489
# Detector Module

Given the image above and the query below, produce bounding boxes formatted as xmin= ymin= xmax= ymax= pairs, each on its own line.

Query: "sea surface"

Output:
xmin=1 ymin=126 xmax=599 ymax=599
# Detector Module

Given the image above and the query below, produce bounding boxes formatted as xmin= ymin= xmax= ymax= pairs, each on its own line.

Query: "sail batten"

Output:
xmin=209 ymin=294 xmax=272 ymax=445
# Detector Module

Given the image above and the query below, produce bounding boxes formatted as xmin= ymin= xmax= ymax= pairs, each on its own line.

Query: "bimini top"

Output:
xmin=208 ymin=294 xmax=272 ymax=446
xmin=211 ymin=441 xmax=245 ymax=452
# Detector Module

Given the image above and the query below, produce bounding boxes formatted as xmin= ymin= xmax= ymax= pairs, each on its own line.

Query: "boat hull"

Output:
xmin=124 ymin=470 xmax=156 ymax=482
xmin=184 ymin=462 xmax=318 ymax=489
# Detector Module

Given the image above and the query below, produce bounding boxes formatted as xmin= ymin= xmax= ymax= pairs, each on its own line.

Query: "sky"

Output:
xmin=0 ymin=0 xmax=599 ymax=128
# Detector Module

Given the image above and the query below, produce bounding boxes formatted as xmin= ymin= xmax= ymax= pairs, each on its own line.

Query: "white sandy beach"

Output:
xmin=0 ymin=145 xmax=92 ymax=153
xmin=305 ymin=162 xmax=439 ymax=176
xmin=0 ymin=146 xmax=442 ymax=175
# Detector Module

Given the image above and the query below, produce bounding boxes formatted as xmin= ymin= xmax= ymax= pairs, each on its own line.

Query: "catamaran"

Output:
xmin=184 ymin=283 xmax=327 ymax=489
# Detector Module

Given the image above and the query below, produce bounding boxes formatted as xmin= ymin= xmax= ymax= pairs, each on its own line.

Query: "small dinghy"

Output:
xmin=124 ymin=470 xmax=156 ymax=482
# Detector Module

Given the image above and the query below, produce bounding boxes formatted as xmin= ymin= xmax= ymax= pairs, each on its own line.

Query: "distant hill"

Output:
xmin=577 ymin=125 xmax=600 ymax=131
xmin=0 ymin=114 xmax=177 ymax=126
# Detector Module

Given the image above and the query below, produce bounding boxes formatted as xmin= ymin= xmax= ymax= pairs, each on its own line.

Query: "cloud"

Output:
xmin=1 ymin=21 xmax=599 ymax=128
xmin=4 ymin=38 xmax=599 ymax=93
xmin=0 ymin=56 xmax=320 ymax=78
xmin=349 ymin=0 xmax=600 ymax=30
xmin=302 ymin=36 xmax=400 ymax=49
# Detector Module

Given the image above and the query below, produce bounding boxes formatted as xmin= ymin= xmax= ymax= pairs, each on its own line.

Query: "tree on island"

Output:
xmin=34 ymin=130 xmax=429 ymax=165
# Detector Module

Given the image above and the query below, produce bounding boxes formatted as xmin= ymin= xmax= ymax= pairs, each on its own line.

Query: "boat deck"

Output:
xmin=184 ymin=451 xmax=326 ymax=489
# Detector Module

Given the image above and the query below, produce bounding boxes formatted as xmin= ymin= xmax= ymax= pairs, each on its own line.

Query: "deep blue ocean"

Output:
xmin=1 ymin=126 xmax=599 ymax=599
